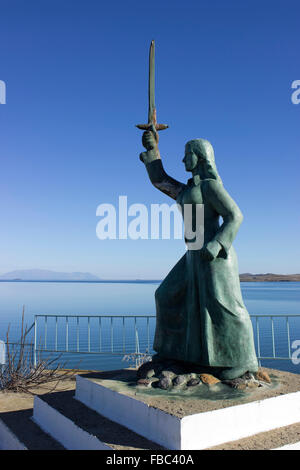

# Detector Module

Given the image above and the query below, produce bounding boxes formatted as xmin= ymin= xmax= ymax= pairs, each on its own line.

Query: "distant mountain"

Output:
xmin=239 ymin=273 xmax=300 ymax=282
xmin=0 ymin=269 xmax=299 ymax=282
xmin=0 ymin=269 xmax=101 ymax=281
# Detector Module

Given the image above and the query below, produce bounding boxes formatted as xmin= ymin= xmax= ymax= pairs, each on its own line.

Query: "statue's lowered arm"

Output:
xmin=206 ymin=180 xmax=244 ymax=258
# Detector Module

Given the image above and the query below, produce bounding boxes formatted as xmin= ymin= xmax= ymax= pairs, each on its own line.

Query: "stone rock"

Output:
xmin=189 ymin=372 xmax=199 ymax=379
xmin=160 ymin=370 xmax=176 ymax=380
xmin=158 ymin=377 xmax=172 ymax=390
xmin=223 ymin=377 xmax=245 ymax=389
xmin=223 ymin=375 xmax=261 ymax=390
xmin=255 ymin=369 xmax=271 ymax=384
xmin=235 ymin=383 xmax=247 ymax=390
xmin=187 ymin=378 xmax=200 ymax=387
xmin=150 ymin=378 xmax=160 ymax=388
xmin=136 ymin=378 xmax=151 ymax=387
xmin=173 ymin=374 xmax=188 ymax=386
xmin=245 ymin=380 xmax=260 ymax=389
xmin=242 ymin=372 xmax=255 ymax=380
xmin=146 ymin=368 xmax=155 ymax=379
xmin=149 ymin=377 xmax=159 ymax=386
xmin=136 ymin=361 xmax=154 ymax=379
xmin=199 ymin=373 xmax=220 ymax=385
xmin=136 ymin=360 xmax=165 ymax=379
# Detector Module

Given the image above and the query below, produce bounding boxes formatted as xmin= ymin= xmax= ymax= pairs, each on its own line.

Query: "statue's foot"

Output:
xmin=217 ymin=366 xmax=257 ymax=381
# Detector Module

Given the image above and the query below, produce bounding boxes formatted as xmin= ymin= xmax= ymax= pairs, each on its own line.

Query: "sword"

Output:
xmin=136 ymin=40 xmax=168 ymax=134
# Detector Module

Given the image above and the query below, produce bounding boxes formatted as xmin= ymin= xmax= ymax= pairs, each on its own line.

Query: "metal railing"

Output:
xmin=251 ymin=314 xmax=299 ymax=362
xmin=28 ymin=313 xmax=300 ymax=368
xmin=32 ymin=314 xmax=156 ymax=366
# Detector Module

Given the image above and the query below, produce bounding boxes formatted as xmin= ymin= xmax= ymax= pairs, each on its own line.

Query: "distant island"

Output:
xmin=0 ymin=269 xmax=101 ymax=281
xmin=0 ymin=270 xmax=299 ymax=282
xmin=239 ymin=273 xmax=300 ymax=282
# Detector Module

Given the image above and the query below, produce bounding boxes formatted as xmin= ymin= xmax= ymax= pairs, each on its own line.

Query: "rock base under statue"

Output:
xmin=72 ymin=367 xmax=300 ymax=450
xmin=136 ymin=355 xmax=270 ymax=391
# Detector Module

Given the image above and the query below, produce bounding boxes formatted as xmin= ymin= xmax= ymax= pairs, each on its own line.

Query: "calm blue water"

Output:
xmin=0 ymin=281 xmax=299 ymax=374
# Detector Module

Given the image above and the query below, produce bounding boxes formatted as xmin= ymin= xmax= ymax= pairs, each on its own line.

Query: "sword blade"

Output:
xmin=136 ymin=40 xmax=168 ymax=132
xmin=148 ymin=40 xmax=155 ymax=124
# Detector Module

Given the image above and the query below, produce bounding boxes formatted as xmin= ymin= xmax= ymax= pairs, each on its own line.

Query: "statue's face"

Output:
xmin=183 ymin=144 xmax=198 ymax=172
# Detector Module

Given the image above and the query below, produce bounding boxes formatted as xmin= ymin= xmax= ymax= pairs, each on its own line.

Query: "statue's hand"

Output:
xmin=140 ymin=125 xmax=160 ymax=163
xmin=142 ymin=124 xmax=159 ymax=150
xmin=200 ymin=240 xmax=222 ymax=261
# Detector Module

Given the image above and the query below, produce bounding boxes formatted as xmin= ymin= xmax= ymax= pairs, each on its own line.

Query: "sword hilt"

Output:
xmin=136 ymin=108 xmax=168 ymax=131
xmin=138 ymin=117 xmax=164 ymax=163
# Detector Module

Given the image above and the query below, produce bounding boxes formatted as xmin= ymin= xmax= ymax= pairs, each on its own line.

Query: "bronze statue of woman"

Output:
xmin=140 ymin=126 xmax=258 ymax=381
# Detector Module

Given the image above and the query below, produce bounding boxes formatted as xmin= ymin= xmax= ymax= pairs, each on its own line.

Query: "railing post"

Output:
xmin=33 ymin=316 xmax=37 ymax=367
xmin=256 ymin=316 xmax=261 ymax=367
xmin=286 ymin=316 xmax=291 ymax=358
xmin=88 ymin=316 xmax=90 ymax=353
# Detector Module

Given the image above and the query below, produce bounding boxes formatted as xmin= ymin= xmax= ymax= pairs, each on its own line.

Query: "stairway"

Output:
xmin=1 ymin=373 xmax=300 ymax=450
xmin=0 ymin=388 xmax=163 ymax=450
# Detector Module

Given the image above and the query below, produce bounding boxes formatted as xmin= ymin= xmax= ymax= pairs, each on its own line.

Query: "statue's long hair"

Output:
xmin=186 ymin=139 xmax=222 ymax=183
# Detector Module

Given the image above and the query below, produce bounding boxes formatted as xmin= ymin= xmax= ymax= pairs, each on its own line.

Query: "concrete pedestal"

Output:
xmin=74 ymin=370 xmax=300 ymax=450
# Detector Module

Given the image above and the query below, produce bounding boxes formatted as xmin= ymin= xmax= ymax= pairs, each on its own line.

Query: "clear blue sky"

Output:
xmin=0 ymin=0 xmax=299 ymax=279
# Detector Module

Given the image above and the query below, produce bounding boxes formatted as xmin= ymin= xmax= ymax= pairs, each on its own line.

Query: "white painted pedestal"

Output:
xmin=75 ymin=375 xmax=300 ymax=450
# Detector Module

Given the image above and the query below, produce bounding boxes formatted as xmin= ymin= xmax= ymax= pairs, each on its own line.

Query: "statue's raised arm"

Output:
xmin=136 ymin=40 xmax=185 ymax=200
xmin=140 ymin=127 xmax=186 ymax=200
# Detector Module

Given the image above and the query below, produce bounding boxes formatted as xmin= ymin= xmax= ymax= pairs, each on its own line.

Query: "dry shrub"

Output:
xmin=0 ymin=308 xmax=79 ymax=394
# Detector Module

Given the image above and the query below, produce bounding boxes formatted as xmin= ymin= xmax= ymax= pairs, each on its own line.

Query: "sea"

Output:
xmin=0 ymin=281 xmax=299 ymax=374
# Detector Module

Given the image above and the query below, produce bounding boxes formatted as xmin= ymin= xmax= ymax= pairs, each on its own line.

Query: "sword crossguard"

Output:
xmin=136 ymin=123 xmax=168 ymax=131
xmin=136 ymin=107 xmax=168 ymax=132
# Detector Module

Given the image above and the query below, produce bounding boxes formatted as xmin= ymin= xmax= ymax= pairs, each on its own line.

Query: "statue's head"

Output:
xmin=183 ymin=138 xmax=220 ymax=180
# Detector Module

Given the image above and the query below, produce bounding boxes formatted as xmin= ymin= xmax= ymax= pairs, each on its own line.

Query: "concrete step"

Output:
xmin=0 ymin=408 xmax=64 ymax=450
xmin=32 ymin=389 xmax=164 ymax=450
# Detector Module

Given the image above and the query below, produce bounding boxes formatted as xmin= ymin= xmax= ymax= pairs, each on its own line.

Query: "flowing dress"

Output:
xmin=146 ymin=159 xmax=258 ymax=370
